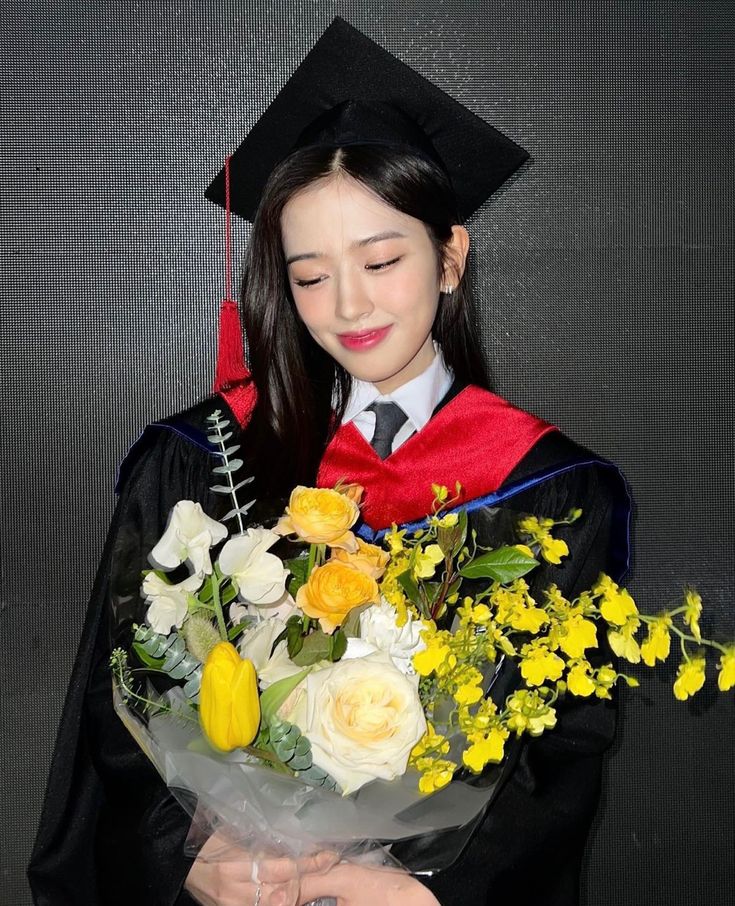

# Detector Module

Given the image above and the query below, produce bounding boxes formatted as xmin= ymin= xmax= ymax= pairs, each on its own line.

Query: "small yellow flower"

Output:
xmin=593 ymin=664 xmax=618 ymax=699
xmin=567 ymin=661 xmax=596 ymax=697
xmin=558 ymin=614 xmax=598 ymax=659
xmin=413 ymin=543 xmax=445 ymax=579
xmin=417 ymin=758 xmax=456 ymax=794
xmin=462 ymin=727 xmax=508 ymax=772
xmin=411 ymin=722 xmax=450 ymax=760
xmin=599 ymin=586 xmax=639 ymax=626
xmin=199 ymin=642 xmax=260 ymax=752
xmin=540 ymin=535 xmax=569 ymax=564
xmin=520 ymin=645 xmax=565 ymax=686
xmin=454 ymin=682 xmax=483 ymax=706
xmin=683 ymin=588 xmax=703 ymax=642
xmin=640 ymin=616 xmax=672 ymax=667
xmin=673 ymin=656 xmax=706 ymax=701
xmin=607 ymin=619 xmax=641 ymax=664
xmin=274 ymin=486 xmax=359 ymax=551
xmin=716 ymin=647 xmax=735 ymax=692
xmin=437 ymin=512 xmax=459 ymax=528
xmin=384 ymin=525 xmax=407 ymax=555
xmin=413 ymin=639 xmax=452 ymax=676
xmin=508 ymin=604 xmax=548 ymax=634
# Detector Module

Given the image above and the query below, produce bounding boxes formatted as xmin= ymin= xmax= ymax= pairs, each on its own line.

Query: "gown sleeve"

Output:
xmin=28 ymin=411 xmax=220 ymax=906
xmin=393 ymin=443 xmax=630 ymax=906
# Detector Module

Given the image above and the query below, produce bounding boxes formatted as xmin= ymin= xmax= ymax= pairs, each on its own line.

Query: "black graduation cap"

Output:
xmin=205 ymin=16 xmax=529 ymax=223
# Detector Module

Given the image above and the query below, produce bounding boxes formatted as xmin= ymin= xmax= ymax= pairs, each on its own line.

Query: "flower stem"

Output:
xmin=211 ymin=570 xmax=228 ymax=641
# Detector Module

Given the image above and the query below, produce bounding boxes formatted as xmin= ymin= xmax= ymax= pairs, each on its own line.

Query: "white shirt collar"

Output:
xmin=341 ymin=343 xmax=454 ymax=431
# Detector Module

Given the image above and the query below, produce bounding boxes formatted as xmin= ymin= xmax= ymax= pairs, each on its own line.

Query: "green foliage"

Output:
xmin=260 ymin=669 xmax=310 ymax=724
xmin=285 ymin=555 xmax=310 ymax=597
xmin=133 ymin=624 xmax=203 ymax=703
xmin=459 ymin=545 xmax=538 ymax=583
xmin=206 ymin=409 xmax=254 ymax=532
xmin=290 ymin=628 xmax=347 ymax=666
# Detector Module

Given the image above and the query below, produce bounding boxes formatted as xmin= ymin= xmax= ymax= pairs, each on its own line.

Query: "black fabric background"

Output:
xmin=1 ymin=2 xmax=733 ymax=904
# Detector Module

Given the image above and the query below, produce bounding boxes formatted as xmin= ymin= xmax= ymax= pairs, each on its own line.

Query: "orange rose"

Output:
xmin=331 ymin=538 xmax=389 ymax=580
xmin=296 ymin=561 xmax=379 ymax=632
xmin=274 ymin=486 xmax=359 ymax=551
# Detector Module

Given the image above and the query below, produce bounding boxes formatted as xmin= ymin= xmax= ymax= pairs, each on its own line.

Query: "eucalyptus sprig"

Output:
xmin=206 ymin=409 xmax=254 ymax=535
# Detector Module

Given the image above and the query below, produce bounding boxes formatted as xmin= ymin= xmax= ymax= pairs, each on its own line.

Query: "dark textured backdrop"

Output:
xmin=1 ymin=2 xmax=733 ymax=904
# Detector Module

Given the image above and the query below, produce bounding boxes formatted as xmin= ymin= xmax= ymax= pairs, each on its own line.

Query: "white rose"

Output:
xmin=219 ymin=527 xmax=289 ymax=606
xmin=355 ymin=599 xmax=427 ymax=675
xmin=236 ymin=616 xmax=303 ymax=689
xmin=142 ymin=573 xmax=202 ymax=634
xmin=281 ymin=652 xmax=426 ymax=794
xmin=149 ymin=500 xmax=227 ymax=577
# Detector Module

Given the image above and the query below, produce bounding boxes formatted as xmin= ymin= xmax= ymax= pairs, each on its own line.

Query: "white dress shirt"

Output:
xmin=341 ymin=344 xmax=454 ymax=454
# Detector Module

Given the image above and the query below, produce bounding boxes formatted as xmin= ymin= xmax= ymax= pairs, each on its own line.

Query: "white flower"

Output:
xmin=236 ymin=616 xmax=303 ymax=689
xmin=219 ymin=527 xmax=289 ymax=606
xmin=142 ymin=572 xmax=202 ymax=635
xmin=149 ymin=500 xmax=227 ymax=577
xmin=353 ymin=599 xmax=427 ymax=675
xmin=280 ymin=652 xmax=426 ymax=794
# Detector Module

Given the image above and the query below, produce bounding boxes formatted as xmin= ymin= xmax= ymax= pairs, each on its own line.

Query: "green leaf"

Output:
xmin=197 ymin=577 xmax=213 ymax=604
xmin=207 ymin=430 xmax=233 ymax=444
xmin=397 ymin=569 xmax=423 ymax=607
xmin=341 ymin=604 xmax=369 ymax=638
xmin=223 ymin=503 xmax=255 ymax=521
xmin=213 ymin=459 xmax=243 ymax=474
xmin=291 ymin=630 xmax=332 ymax=666
xmin=286 ymin=619 xmax=305 ymax=658
xmin=220 ymin=582 xmax=238 ymax=606
xmin=329 ymin=629 xmax=347 ymax=661
xmin=227 ymin=621 xmax=250 ymax=643
xmin=285 ymin=555 xmax=309 ymax=585
xmin=260 ymin=670 xmax=310 ymax=724
xmin=459 ymin=545 xmax=539 ymax=583
xmin=132 ymin=641 xmax=164 ymax=669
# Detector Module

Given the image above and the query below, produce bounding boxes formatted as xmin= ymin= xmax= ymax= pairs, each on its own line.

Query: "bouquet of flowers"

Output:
xmin=111 ymin=409 xmax=734 ymax=887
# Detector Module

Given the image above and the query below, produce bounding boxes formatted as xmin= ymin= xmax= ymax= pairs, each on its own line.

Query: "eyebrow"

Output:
xmin=284 ymin=230 xmax=407 ymax=266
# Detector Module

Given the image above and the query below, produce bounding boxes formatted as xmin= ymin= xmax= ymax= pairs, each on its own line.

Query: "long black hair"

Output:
xmin=239 ymin=143 xmax=492 ymax=496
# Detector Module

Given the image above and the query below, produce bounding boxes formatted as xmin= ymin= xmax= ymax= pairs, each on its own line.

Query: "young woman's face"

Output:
xmin=281 ymin=174 xmax=460 ymax=394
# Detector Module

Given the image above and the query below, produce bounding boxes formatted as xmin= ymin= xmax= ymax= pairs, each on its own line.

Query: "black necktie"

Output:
xmin=367 ymin=401 xmax=409 ymax=459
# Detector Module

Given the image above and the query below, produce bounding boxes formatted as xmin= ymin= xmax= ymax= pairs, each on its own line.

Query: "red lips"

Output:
xmin=337 ymin=325 xmax=392 ymax=351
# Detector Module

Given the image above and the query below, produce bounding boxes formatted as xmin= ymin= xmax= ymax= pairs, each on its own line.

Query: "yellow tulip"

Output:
xmin=199 ymin=642 xmax=260 ymax=751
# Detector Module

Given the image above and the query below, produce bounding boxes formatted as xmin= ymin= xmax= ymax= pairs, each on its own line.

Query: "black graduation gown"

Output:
xmin=28 ymin=391 xmax=631 ymax=906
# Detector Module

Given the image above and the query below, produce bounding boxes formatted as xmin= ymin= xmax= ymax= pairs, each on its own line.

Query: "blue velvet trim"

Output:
xmin=114 ymin=421 xmax=220 ymax=494
xmin=356 ymin=456 xmax=633 ymax=583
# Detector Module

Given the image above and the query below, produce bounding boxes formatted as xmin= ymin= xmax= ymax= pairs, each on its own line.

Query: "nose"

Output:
xmin=334 ymin=267 xmax=374 ymax=323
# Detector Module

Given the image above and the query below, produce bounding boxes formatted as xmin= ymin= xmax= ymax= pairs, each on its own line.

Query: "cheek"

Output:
xmin=292 ymin=292 xmax=331 ymax=333
xmin=383 ymin=269 xmax=439 ymax=323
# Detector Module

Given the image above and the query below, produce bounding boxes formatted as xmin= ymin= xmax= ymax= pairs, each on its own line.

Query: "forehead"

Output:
xmin=280 ymin=174 xmax=421 ymax=249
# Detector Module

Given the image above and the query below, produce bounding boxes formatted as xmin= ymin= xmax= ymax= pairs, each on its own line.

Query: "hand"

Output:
xmin=298 ymin=861 xmax=441 ymax=906
xmin=185 ymin=832 xmax=337 ymax=906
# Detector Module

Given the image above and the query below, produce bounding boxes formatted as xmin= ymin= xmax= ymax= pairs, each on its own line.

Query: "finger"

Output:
xmin=296 ymin=850 xmax=341 ymax=875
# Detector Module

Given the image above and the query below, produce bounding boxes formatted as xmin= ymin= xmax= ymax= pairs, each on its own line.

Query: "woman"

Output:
xmin=29 ymin=18 xmax=630 ymax=906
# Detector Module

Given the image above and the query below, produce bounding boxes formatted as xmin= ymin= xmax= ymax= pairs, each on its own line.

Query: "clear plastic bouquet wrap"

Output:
xmin=110 ymin=410 xmax=734 ymax=901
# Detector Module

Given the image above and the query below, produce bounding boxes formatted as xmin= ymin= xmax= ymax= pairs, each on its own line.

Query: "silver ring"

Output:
xmin=253 ymin=882 xmax=262 ymax=906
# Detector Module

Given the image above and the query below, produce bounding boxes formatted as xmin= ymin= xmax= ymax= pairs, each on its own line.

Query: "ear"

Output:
xmin=441 ymin=225 xmax=470 ymax=290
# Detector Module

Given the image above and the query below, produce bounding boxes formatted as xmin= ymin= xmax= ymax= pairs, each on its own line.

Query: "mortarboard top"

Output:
xmin=205 ymin=16 xmax=529 ymax=223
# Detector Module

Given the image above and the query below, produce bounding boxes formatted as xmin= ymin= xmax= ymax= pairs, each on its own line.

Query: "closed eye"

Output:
xmin=366 ymin=257 xmax=401 ymax=271
xmin=294 ymin=276 xmax=324 ymax=288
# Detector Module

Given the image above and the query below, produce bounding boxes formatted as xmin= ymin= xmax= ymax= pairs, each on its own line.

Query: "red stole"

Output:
xmin=317 ymin=385 xmax=557 ymax=530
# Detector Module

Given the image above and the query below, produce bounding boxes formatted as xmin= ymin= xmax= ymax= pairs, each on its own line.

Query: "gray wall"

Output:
xmin=2 ymin=2 xmax=733 ymax=903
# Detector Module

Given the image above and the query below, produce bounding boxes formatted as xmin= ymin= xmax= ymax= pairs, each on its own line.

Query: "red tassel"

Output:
xmin=213 ymin=297 xmax=251 ymax=392
xmin=212 ymin=154 xmax=250 ymax=393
